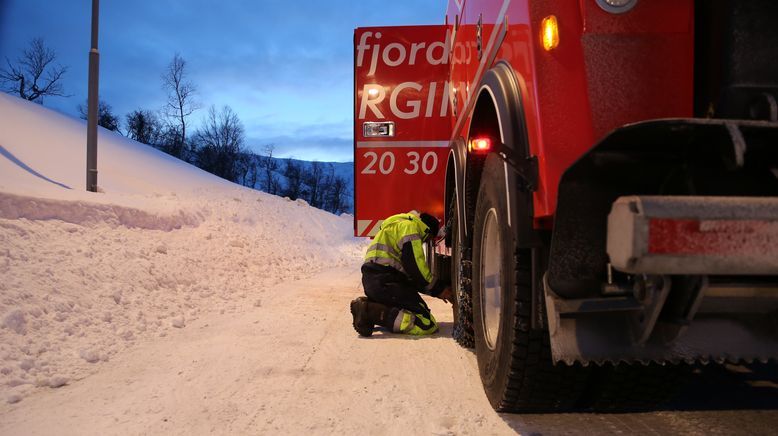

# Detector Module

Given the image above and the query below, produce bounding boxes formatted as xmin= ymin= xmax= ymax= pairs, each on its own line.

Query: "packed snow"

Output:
xmin=0 ymin=93 xmax=530 ymax=434
xmin=0 ymin=92 xmax=365 ymax=394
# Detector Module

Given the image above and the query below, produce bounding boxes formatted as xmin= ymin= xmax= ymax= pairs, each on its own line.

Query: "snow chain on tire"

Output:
xmin=448 ymin=195 xmax=475 ymax=349
xmin=452 ymin=245 xmax=475 ymax=349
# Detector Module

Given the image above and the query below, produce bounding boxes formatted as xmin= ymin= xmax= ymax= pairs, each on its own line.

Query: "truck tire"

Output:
xmin=472 ymin=154 xmax=589 ymax=412
xmin=450 ymin=194 xmax=475 ymax=349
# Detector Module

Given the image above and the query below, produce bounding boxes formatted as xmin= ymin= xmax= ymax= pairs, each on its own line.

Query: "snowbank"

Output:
xmin=0 ymin=93 xmax=366 ymax=403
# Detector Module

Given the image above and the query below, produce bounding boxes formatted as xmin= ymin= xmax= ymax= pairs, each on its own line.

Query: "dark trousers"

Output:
xmin=361 ymin=263 xmax=431 ymax=318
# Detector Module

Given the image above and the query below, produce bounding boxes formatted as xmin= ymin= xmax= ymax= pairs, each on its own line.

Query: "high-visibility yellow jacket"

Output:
xmin=363 ymin=212 xmax=442 ymax=296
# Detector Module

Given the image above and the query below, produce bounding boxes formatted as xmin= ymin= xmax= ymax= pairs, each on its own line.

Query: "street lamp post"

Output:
xmin=86 ymin=0 xmax=100 ymax=192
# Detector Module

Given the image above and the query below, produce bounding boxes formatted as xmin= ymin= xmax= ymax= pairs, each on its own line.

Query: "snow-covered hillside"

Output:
xmin=0 ymin=93 xmax=365 ymax=404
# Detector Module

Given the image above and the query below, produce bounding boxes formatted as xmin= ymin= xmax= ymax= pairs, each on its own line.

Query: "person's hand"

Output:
xmin=438 ymin=286 xmax=453 ymax=304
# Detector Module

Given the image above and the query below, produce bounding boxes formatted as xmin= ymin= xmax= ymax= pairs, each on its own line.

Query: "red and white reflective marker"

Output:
xmin=607 ymin=196 xmax=778 ymax=275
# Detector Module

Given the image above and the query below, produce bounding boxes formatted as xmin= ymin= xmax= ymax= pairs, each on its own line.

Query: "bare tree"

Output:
xmin=161 ymin=53 xmax=199 ymax=158
xmin=246 ymin=157 xmax=259 ymax=188
xmin=78 ymin=100 xmax=120 ymax=132
xmin=234 ymin=152 xmax=259 ymax=188
xmin=323 ymin=165 xmax=349 ymax=214
xmin=305 ymin=161 xmax=326 ymax=208
xmin=158 ymin=125 xmax=184 ymax=157
xmin=258 ymin=144 xmax=280 ymax=195
xmin=126 ymin=109 xmax=162 ymax=145
xmin=0 ymin=38 xmax=68 ymax=102
xmin=282 ymin=158 xmax=304 ymax=200
xmin=193 ymin=105 xmax=245 ymax=181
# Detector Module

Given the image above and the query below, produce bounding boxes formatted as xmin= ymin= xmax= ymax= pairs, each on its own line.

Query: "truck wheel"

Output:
xmin=472 ymin=154 xmax=588 ymax=412
xmin=450 ymin=194 xmax=475 ymax=349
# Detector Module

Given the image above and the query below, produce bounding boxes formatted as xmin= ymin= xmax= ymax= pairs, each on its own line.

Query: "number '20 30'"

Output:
xmin=361 ymin=151 xmax=438 ymax=175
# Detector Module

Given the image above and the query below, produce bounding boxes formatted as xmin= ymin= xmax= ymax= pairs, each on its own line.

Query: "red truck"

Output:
xmin=354 ymin=0 xmax=778 ymax=412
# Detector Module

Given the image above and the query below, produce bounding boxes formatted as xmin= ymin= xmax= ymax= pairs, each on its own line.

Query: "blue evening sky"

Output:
xmin=0 ymin=1 xmax=443 ymax=162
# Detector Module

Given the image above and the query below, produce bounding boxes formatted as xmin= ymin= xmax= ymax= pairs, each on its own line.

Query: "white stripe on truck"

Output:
xmin=356 ymin=141 xmax=449 ymax=148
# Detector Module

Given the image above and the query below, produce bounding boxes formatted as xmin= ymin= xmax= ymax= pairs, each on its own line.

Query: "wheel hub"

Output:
xmin=481 ymin=208 xmax=502 ymax=350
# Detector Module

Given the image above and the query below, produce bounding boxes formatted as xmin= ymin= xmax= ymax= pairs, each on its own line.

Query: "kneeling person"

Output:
xmin=351 ymin=211 xmax=451 ymax=336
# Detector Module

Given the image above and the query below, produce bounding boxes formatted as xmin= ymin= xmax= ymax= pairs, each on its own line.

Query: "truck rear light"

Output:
xmin=468 ymin=137 xmax=492 ymax=153
xmin=362 ymin=121 xmax=395 ymax=137
xmin=540 ymin=15 xmax=559 ymax=51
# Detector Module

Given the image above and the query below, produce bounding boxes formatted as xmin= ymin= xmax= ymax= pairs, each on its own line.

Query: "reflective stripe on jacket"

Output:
xmin=363 ymin=212 xmax=436 ymax=294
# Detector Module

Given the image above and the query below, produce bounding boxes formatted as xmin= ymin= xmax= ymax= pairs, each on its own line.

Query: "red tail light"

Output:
xmin=468 ymin=137 xmax=492 ymax=153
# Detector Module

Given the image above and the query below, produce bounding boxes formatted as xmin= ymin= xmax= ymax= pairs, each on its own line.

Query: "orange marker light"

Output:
xmin=541 ymin=15 xmax=559 ymax=51
xmin=469 ymin=137 xmax=492 ymax=153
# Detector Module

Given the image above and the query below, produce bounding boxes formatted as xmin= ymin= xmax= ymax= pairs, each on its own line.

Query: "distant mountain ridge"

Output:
xmin=275 ymin=157 xmax=353 ymax=185
xmin=246 ymin=155 xmax=354 ymax=214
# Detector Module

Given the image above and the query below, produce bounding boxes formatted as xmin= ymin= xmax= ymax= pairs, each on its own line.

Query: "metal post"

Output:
xmin=86 ymin=0 xmax=100 ymax=192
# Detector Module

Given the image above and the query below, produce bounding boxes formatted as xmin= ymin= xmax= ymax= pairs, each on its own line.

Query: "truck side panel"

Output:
xmin=354 ymin=26 xmax=452 ymax=236
xmin=448 ymin=0 xmax=694 ymax=220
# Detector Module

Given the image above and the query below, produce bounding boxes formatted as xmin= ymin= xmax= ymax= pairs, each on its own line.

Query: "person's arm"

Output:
xmin=399 ymin=238 xmax=447 ymax=297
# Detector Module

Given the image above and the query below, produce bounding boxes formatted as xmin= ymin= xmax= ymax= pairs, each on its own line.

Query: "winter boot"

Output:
xmin=350 ymin=297 xmax=373 ymax=336
xmin=350 ymin=297 xmax=391 ymax=337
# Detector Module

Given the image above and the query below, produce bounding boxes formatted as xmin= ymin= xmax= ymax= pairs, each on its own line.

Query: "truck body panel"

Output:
xmin=447 ymin=0 xmax=694 ymax=220
xmin=354 ymin=26 xmax=452 ymax=236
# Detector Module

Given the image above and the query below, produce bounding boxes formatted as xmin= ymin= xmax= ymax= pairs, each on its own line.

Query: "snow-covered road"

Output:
xmin=5 ymin=264 xmax=776 ymax=436
xmin=0 ymin=265 xmax=514 ymax=435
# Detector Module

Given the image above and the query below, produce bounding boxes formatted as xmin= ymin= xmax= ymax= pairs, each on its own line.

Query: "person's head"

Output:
xmin=419 ymin=212 xmax=440 ymax=242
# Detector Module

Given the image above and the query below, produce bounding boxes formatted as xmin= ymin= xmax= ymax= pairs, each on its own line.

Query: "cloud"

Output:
xmin=1 ymin=0 xmax=441 ymax=161
xmin=247 ymin=134 xmax=353 ymax=163
xmin=244 ymin=119 xmax=353 ymax=163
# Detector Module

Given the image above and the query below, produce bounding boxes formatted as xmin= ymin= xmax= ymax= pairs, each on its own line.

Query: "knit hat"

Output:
xmin=419 ymin=212 xmax=440 ymax=240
